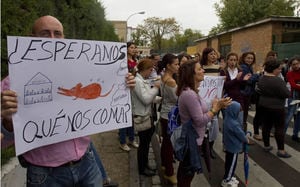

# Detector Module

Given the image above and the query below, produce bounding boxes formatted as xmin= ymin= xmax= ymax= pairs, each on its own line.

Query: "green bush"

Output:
xmin=1 ymin=146 xmax=16 ymax=166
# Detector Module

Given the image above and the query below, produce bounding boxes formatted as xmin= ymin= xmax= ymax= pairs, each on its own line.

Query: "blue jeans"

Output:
xmin=91 ymin=142 xmax=107 ymax=181
xmin=285 ymin=98 xmax=300 ymax=137
xmin=26 ymin=146 xmax=102 ymax=187
xmin=119 ymin=126 xmax=135 ymax=144
xmin=293 ymin=114 xmax=300 ymax=137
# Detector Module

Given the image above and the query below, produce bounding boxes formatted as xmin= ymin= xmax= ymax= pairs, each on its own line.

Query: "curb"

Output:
xmin=1 ymin=157 xmax=19 ymax=178
xmin=1 ymin=158 xmax=26 ymax=187
xmin=129 ymin=147 xmax=140 ymax=187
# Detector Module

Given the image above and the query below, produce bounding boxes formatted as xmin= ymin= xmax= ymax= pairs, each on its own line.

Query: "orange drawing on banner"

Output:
xmin=58 ymin=83 xmax=114 ymax=100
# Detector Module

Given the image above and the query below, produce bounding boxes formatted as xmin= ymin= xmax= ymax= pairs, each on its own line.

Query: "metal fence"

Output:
xmin=273 ymin=42 xmax=300 ymax=60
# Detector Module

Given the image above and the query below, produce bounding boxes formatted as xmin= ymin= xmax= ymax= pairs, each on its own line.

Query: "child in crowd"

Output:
xmin=222 ymin=101 xmax=248 ymax=187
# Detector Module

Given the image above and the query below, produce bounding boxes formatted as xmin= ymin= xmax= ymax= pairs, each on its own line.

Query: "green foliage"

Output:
xmin=1 ymin=0 xmax=119 ymax=164
xmin=161 ymin=29 xmax=203 ymax=53
xmin=1 ymin=146 xmax=16 ymax=166
xmin=1 ymin=0 xmax=118 ymax=78
xmin=131 ymin=28 xmax=148 ymax=46
xmin=208 ymin=25 xmax=224 ymax=36
xmin=134 ymin=17 xmax=203 ymax=53
xmin=1 ymin=0 xmax=39 ymax=78
xmin=136 ymin=17 xmax=180 ymax=51
xmin=214 ymin=0 xmax=297 ymax=31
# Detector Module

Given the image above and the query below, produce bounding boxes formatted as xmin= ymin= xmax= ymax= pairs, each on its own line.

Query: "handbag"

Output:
xmin=133 ymin=115 xmax=152 ymax=132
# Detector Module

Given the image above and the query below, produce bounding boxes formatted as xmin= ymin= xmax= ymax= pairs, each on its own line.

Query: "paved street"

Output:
xmin=150 ymin=110 xmax=300 ymax=187
xmin=1 ymin=110 xmax=299 ymax=187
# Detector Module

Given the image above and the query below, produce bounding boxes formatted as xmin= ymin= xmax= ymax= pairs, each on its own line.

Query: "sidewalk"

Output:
xmin=91 ymin=130 xmax=140 ymax=187
xmin=1 ymin=158 xmax=26 ymax=187
xmin=92 ymin=130 xmax=158 ymax=187
xmin=0 ymin=130 xmax=155 ymax=187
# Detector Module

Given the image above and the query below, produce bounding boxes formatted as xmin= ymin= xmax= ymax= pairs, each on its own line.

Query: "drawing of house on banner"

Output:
xmin=24 ymin=72 xmax=53 ymax=105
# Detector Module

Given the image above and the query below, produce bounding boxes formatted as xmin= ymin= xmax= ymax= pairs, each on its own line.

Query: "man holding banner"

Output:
xmin=1 ymin=15 xmax=135 ymax=187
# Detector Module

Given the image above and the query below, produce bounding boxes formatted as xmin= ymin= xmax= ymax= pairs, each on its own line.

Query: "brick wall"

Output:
xmin=211 ymin=38 xmax=219 ymax=53
xmin=197 ymin=41 xmax=208 ymax=53
xmin=231 ymin=23 xmax=273 ymax=68
xmin=196 ymin=24 xmax=276 ymax=64
xmin=192 ymin=17 xmax=300 ymax=72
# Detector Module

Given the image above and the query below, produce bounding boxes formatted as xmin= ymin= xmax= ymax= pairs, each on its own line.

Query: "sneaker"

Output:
xmin=263 ymin=146 xmax=273 ymax=152
xmin=290 ymin=99 xmax=300 ymax=105
xmin=119 ymin=144 xmax=130 ymax=152
xmin=221 ymin=179 xmax=238 ymax=187
xmin=163 ymin=174 xmax=177 ymax=184
xmin=129 ymin=141 xmax=139 ymax=148
xmin=140 ymin=168 xmax=156 ymax=177
xmin=103 ymin=177 xmax=119 ymax=187
xmin=253 ymin=134 xmax=262 ymax=141
xmin=277 ymin=151 xmax=291 ymax=158
xmin=231 ymin=177 xmax=239 ymax=184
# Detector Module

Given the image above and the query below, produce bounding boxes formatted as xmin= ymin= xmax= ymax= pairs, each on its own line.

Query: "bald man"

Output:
xmin=1 ymin=15 xmax=134 ymax=187
xmin=31 ymin=15 xmax=64 ymax=38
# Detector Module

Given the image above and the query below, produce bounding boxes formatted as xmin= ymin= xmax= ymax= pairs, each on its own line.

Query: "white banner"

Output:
xmin=7 ymin=36 xmax=132 ymax=155
xmin=199 ymin=75 xmax=225 ymax=101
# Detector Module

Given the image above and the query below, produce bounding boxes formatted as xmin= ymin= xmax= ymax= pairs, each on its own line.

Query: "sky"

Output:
xmin=100 ymin=0 xmax=221 ymax=35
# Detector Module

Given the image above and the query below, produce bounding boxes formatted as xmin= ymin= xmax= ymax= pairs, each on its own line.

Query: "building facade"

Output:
xmin=193 ymin=16 xmax=300 ymax=68
xmin=110 ymin=20 xmax=127 ymax=42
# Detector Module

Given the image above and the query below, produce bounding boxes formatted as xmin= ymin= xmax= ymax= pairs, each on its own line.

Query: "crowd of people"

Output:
xmin=124 ymin=41 xmax=299 ymax=187
xmin=1 ymin=15 xmax=299 ymax=187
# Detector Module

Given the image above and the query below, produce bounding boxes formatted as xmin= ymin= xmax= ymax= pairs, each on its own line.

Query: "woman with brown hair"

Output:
xmin=131 ymin=58 xmax=161 ymax=176
xmin=176 ymin=60 xmax=231 ymax=187
xmin=159 ymin=53 xmax=179 ymax=184
xmin=200 ymin=47 xmax=221 ymax=158
xmin=220 ymin=52 xmax=251 ymax=123
xmin=119 ymin=41 xmax=139 ymax=151
xmin=239 ymin=52 xmax=260 ymax=135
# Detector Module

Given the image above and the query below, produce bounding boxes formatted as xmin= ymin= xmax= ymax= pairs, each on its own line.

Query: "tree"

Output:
xmin=214 ymin=0 xmax=297 ymax=31
xmin=131 ymin=29 xmax=148 ymax=47
xmin=181 ymin=29 xmax=203 ymax=46
xmin=208 ymin=25 xmax=224 ymax=36
xmin=161 ymin=29 xmax=203 ymax=53
xmin=1 ymin=0 xmax=118 ymax=78
xmin=136 ymin=17 xmax=180 ymax=51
